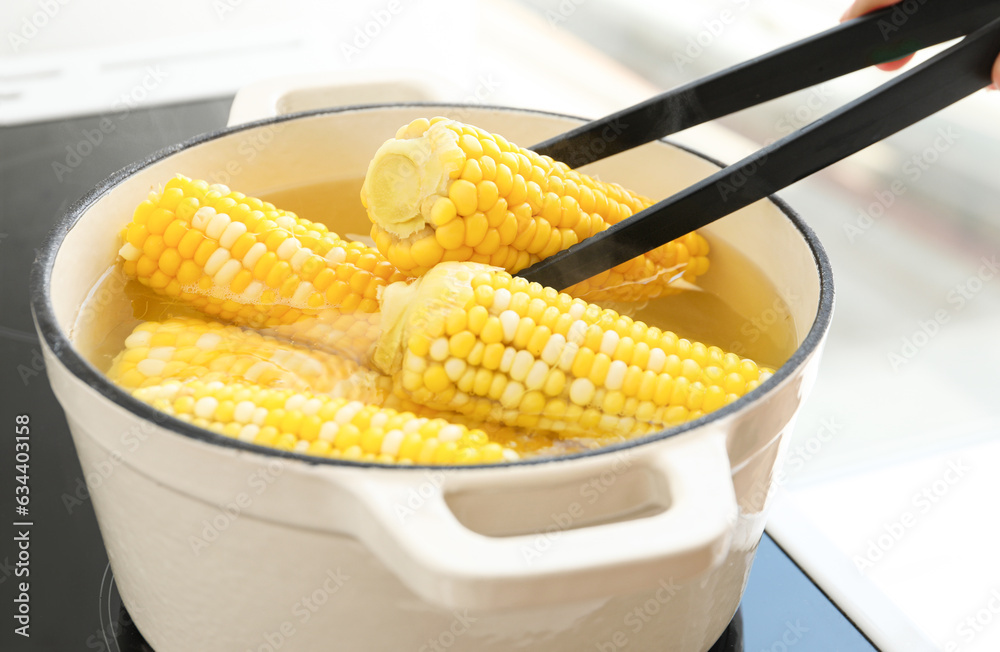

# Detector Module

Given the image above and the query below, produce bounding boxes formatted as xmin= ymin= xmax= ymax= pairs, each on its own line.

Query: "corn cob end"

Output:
xmin=361 ymin=118 xmax=465 ymax=240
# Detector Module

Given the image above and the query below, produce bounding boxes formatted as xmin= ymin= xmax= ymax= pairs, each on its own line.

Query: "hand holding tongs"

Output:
xmin=518 ymin=0 xmax=1000 ymax=291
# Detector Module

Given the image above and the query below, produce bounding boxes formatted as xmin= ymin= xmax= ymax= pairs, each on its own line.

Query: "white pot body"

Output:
xmin=33 ymin=105 xmax=833 ymax=652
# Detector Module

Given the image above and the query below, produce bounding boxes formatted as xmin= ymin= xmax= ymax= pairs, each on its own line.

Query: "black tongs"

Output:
xmin=518 ymin=0 xmax=1000 ymax=291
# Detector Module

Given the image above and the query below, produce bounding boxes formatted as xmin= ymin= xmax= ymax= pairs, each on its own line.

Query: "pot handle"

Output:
xmin=349 ymin=432 xmax=737 ymax=611
xmin=227 ymin=69 xmax=459 ymax=127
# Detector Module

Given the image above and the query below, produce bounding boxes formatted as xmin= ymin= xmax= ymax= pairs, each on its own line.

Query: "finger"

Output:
xmin=993 ymin=56 xmax=1000 ymax=90
xmin=841 ymin=1 xmax=916 ymax=70
xmin=841 ymin=0 xmax=899 ymax=22
xmin=876 ymin=55 xmax=915 ymax=71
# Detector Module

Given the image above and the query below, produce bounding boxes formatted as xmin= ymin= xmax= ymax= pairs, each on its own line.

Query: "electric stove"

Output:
xmin=0 ymin=98 xmax=877 ymax=652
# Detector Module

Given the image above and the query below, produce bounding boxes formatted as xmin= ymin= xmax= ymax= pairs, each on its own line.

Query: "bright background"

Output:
xmin=3 ymin=1 xmax=999 ymax=650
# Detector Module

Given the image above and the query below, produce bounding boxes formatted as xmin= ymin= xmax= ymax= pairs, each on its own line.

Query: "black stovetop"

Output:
xmin=0 ymin=98 xmax=877 ymax=652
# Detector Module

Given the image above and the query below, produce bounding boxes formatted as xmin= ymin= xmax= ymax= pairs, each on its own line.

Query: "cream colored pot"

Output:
xmin=31 ymin=104 xmax=833 ymax=652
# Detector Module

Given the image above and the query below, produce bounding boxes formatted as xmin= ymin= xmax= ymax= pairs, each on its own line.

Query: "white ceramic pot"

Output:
xmin=31 ymin=103 xmax=833 ymax=652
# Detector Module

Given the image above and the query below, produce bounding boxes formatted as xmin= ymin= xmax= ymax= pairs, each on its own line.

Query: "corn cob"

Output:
xmin=131 ymin=379 xmax=518 ymax=464
xmin=106 ymin=317 xmax=373 ymax=395
xmin=117 ymin=175 xmax=408 ymax=359
xmin=361 ymin=117 xmax=710 ymax=302
xmin=374 ymin=262 xmax=770 ymax=439
xmin=110 ymin=317 xmax=559 ymax=458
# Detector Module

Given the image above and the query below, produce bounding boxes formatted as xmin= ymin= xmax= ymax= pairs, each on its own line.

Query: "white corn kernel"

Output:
xmin=648 ymin=348 xmax=666 ymax=374
xmin=205 ymin=213 xmax=232 ymax=240
xmin=219 ymin=221 xmax=248 ymax=249
xmin=438 ymin=424 xmax=464 ymax=443
xmin=276 ymin=237 xmax=300 ymax=260
xmin=492 ymin=288 xmax=511 ymax=312
xmin=238 ymin=424 xmax=260 ymax=442
xmin=195 ymin=332 xmax=222 ymax=349
xmin=569 ymin=377 xmax=596 ymax=406
xmin=147 ymin=346 xmax=174 ymax=361
xmin=380 ymin=429 xmax=404 ymax=455
xmin=242 ymin=242 xmax=267 ymax=269
xmin=214 ymin=259 xmax=243 ymax=287
xmin=499 ymin=310 xmax=519 ymax=342
xmin=124 ymin=330 xmax=152 ymax=348
xmin=119 ymin=243 xmax=142 ymax=261
xmin=325 ymin=247 xmax=346 ymax=265
xmin=203 ymin=248 xmax=230 ymax=276
xmin=509 ymin=350 xmax=534 ymax=382
xmin=136 ymin=359 xmax=166 ymax=377
xmin=605 ymin=360 xmax=627 ymax=390
xmin=192 ymin=206 xmax=216 ymax=231
xmin=599 ymin=331 xmax=620 ymax=356
xmin=194 ymin=396 xmax=219 ymax=419
xmin=290 ymin=248 xmax=312 ymax=271
xmin=540 ymin=333 xmax=565 ymax=366
xmin=444 ymin=358 xmax=466 ymax=381
xmin=319 ymin=422 xmax=339 ymax=442
xmin=234 ymin=401 xmax=256 ymax=424
xmin=525 ymin=360 xmax=549 ymax=390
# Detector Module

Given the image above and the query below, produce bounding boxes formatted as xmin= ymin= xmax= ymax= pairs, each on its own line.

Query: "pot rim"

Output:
xmin=29 ymin=101 xmax=834 ymax=471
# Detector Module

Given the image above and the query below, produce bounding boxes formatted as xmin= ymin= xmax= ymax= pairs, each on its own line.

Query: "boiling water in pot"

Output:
xmin=70 ymin=176 xmax=797 ymax=458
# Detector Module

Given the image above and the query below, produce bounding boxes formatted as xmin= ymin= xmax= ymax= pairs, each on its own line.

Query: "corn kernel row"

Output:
xmin=106 ymin=317 xmax=371 ymax=395
xmin=132 ymin=379 xmax=517 ymax=464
